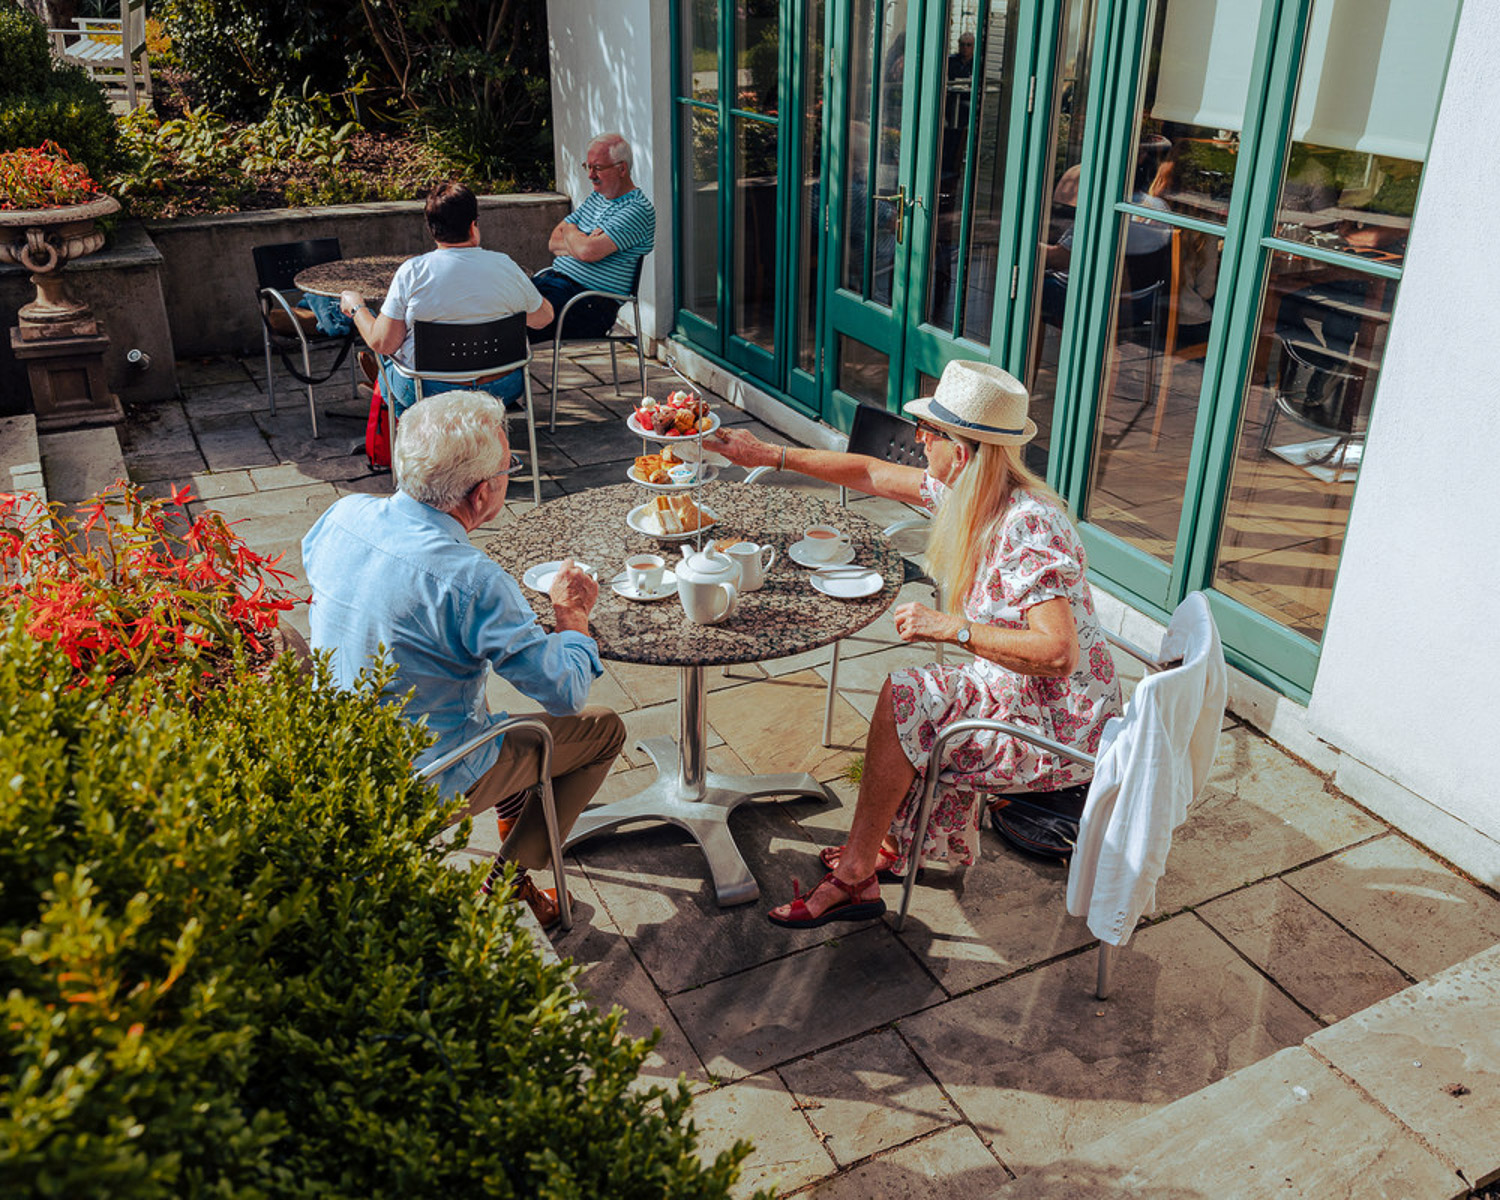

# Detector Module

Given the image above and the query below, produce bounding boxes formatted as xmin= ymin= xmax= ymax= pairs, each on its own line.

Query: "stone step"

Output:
xmin=995 ymin=943 xmax=1500 ymax=1199
xmin=1 ymin=413 xmax=46 ymax=503
xmin=38 ymin=425 xmax=128 ymax=507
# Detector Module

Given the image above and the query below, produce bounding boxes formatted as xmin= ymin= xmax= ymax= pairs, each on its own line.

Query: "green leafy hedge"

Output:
xmin=0 ymin=624 xmax=755 ymax=1197
xmin=0 ymin=2 xmax=116 ymax=177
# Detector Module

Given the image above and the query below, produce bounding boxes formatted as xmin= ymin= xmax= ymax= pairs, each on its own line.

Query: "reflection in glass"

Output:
xmin=737 ymin=0 xmax=780 ymax=117
xmin=678 ymin=105 xmax=719 ymax=324
xmin=734 ymin=116 xmax=779 ymax=351
xmin=1023 ymin=0 xmax=1098 ymax=477
xmin=923 ymin=1 xmax=1018 ymax=343
xmin=1271 ymin=0 xmax=1459 ymax=267
xmin=838 ymin=336 xmax=889 ymax=405
xmin=1083 ymin=214 xmax=1225 ymax=563
xmin=1134 ymin=0 xmax=1254 ymax=218
xmin=871 ymin=2 xmax=905 ymax=306
xmin=1213 ymin=252 xmax=1395 ymax=640
xmin=796 ymin=0 xmax=825 ymax=376
xmin=840 ymin=0 xmax=876 ymax=294
xmin=682 ymin=0 xmax=718 ymax=103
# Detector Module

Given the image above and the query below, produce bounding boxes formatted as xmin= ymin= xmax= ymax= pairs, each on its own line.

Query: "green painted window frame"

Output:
xmin=1049 ymin=0 xmax=1447 ymax=700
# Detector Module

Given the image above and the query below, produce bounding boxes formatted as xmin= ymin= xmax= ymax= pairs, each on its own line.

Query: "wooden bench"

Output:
xmin=48 ymin=0 xmax=152 ymax=111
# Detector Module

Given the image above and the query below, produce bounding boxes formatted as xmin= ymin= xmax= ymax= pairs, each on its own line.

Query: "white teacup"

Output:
xmin=800 ymin=524 xmax=852 ymax=563
xmin=726 ymin=541 xmax=777 ymax=591
xmin=624 ymin=553 xmax=666 ymax=596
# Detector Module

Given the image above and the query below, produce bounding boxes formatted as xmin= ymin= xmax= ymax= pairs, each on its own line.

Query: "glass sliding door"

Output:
xmin=1061 ymin=0 xmax=1460 ymax=693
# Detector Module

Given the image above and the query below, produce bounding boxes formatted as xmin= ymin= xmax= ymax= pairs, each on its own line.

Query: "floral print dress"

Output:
xmin=887 ymin=478 xmax=1122 ymax=872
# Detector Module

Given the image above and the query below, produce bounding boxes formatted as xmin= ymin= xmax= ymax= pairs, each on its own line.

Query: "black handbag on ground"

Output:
xmin=987 ymin=783 xmax=1091 ymax=861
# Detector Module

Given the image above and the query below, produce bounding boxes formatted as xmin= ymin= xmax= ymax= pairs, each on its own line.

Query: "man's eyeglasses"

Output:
xmin=583 ymin=160 xmax=624 ymax=175
xmin=471 ymin=455 xmax=526 ymax=494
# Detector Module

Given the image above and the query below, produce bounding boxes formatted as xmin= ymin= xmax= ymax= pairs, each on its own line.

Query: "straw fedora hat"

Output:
xmin=903 ymin=360 xmax=1035 ymax=446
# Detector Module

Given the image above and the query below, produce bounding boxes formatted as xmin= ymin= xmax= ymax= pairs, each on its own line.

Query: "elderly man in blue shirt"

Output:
xmin=302 ymin=391 xmax=624 ymax=927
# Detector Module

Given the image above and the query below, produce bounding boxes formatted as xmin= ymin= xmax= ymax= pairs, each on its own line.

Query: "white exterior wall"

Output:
xmin=1309 ymin=0 xmax=1500 ymax=885
xmin=546 ymin=0 xmax=673 ymax=341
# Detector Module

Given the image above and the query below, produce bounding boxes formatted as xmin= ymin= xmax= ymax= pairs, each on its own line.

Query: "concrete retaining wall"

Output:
xmin=146 ymin=193 xmax=570 ymax=358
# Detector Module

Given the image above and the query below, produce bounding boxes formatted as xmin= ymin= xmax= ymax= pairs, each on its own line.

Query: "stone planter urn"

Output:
xmin=0 ymin=193 xmax=125 ymax=429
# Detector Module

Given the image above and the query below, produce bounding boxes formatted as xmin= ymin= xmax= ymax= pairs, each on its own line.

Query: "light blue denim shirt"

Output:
xmin=302 ymin=491 xmax=604 ymax=799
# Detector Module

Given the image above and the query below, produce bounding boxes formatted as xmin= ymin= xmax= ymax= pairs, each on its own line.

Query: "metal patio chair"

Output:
xmin=894 ymin=592 xmax=1227 ymax=1000
xmin=383 ymin=313 xmax=542 ymax=505
xmin=253 ymin=238 xmax=358 ymax=438
xmin=419 ymin=715 xmax=572 ymax=932
xmin=546 ymin=254 xmax=649 ymax=432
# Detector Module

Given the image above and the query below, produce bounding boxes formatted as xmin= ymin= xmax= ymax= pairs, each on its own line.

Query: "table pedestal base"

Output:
xmin=566 ymin=734 xmax=832 ymax=906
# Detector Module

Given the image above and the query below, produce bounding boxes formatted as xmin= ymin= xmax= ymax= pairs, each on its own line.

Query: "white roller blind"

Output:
xmin=1149 ymin=0 xmax=1458 ymax=160
xmin=1291 ymin=0 xmax=1459 ymax=161
xmin=1149 ymin=0 xmax=1260 ymax=133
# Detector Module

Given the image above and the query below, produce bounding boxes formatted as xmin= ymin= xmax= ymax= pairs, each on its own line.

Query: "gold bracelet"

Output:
xmin=779 ymin=445 xmax=787 ymax=471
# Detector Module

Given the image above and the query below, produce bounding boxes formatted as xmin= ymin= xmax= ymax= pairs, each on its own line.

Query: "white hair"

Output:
xmin=590 ymin=132 xmax=632 ymax=169
xmin=394 ymin=391 xmax=510 ymax=511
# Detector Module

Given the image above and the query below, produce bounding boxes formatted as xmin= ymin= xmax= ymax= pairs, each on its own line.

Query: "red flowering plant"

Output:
xmin=0 ymin=481 xmax=301 ymax=695
xmin=0 ymin=140 xmax=100 ymax=210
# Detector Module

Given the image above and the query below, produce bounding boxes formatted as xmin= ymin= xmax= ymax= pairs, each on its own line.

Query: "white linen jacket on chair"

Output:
xmin=1065 ymin=593 xmax=1228 ymax=946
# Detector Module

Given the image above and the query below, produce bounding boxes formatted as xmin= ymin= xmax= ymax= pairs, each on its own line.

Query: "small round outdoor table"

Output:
xmin=484 ymin=480 xmax=905 ymax=906
xmin=293 ymin=254 xmax=408 ymax=301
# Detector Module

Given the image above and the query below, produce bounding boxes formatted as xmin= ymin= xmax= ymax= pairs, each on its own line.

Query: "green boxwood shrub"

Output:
xmin=0 ymin=623 xmax=759 ymax=1198
xmin=0 ymin=2 xmax=117 ymax=177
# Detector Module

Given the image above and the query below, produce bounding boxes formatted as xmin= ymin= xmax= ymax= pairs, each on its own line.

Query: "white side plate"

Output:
xmin=809 ymin=566 xmax=883 ymax=599
xmin=522 ymin=560 xmax=595 ymax=593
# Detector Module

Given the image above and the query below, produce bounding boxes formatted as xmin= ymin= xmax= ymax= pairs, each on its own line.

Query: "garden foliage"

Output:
xmin=0 ymin=483 xmax=760 ymax=1196
xmin=158 ymin=0 xmax=552 ymax=186
xmin=0 ymin=1 xmax=117 ymax=177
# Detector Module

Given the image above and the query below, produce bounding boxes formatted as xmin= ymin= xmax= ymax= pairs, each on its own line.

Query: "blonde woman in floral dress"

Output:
xmin=706 ymin=361 xmax=1122 ymax=927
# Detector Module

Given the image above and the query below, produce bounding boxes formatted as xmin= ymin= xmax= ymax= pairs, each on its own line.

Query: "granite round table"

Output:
xmin=293 ymin=254 xmax=409 ymax=301
xmin=484 ymin=480 xmax=906 ymax=905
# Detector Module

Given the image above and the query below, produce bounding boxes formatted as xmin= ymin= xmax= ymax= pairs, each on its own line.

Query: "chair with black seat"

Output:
xmin=546 ymin=254 xmax=650 ymax=433
xmin=381 ymin=313 xmax=542 ymax=505
xmin=894 ymin=592 xmax=1226 ymax=1000
xmin=417 ymin=715 xmax=572 ymax=931
xmin=253 ymin=238 xmax=358 ymax=438
xmin=746 ymin=404 xmax=943 ymax=746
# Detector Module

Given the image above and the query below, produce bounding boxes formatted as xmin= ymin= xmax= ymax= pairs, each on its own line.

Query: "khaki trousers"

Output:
xmin=459 ymin=707 xmax=626 ymax=872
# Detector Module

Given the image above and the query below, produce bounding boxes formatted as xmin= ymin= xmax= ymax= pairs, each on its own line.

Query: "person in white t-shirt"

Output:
xmin=339 ymin=182 xmax=554 ymax=416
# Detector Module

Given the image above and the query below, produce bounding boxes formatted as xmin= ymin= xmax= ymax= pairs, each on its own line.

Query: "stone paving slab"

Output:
xmin=995 ymin=1044 xmax=1463 ymax=1199
xmin=38 ymin=428 xmax=128 ymax=503
xmin=1307 ymin=943 xmax=1500 ymax=1189
xmin=572 ymin=797 xmax=838 ymax=995
xmin=778 ymin=1028 xmax=961 ymax=1167
xmin=1287 ymin=835 xmax=1500 ymax=982
xmin=1153 ymin=725 xmax=1387 ymax=913
xmin=804 ymin=1124 xmax=1013 ymax=1198
xmin=690 ymin=1074 xmax=835 ymax=1197
xmin=707 ymin=670 xmax=866 ymax=780
xmin=1198 ymin=878 xmax=1410 ymax=1023
xmin=669 ymin=925 xmax=945 ymax=1083
xmin=898 ymin=914 xmax=1319 ymax=1173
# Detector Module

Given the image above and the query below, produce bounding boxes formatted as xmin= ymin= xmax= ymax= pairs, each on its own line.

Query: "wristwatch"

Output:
xmin=955 ymin=622 xmax=971 ymax=646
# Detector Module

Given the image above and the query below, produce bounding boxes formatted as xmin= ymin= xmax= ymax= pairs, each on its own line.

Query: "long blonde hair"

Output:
xmin=923 ymin=440 xmax=1064 ymax=612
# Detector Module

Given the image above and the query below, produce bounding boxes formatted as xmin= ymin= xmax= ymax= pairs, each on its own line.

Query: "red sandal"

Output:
xmin=768 ymin=871 xmax=887 ymax=928
xmin=818 ymin=842 xmax=917 ymax=880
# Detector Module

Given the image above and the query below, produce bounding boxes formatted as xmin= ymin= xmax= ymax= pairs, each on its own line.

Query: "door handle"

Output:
xmin=875 ymin=185 xmax=907 ymax=244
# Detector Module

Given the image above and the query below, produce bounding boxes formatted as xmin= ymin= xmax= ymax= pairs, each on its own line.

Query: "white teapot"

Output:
xmin=677 ymin=545 xmax=740 ymax=625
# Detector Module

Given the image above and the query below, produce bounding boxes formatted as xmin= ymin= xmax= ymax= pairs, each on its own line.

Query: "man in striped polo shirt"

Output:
xmin=527 ymin=132 xmax=656 ymax=343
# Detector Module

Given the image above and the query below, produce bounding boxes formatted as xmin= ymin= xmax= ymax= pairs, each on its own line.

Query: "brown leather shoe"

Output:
xmin=514 ymin=871 xmax=560 ymax=928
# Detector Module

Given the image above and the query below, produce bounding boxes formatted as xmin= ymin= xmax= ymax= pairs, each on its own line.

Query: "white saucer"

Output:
xmin=788 ymin=539 xmax=856 ymax=568
xmin=627 ymin=411 xmax=722 ymax=441
xmin=809 ymin=566 xmax=883 ymax=599
xmin=522 ymin=560 xmax=595 ymax=593
xmin=610 ymin=569 xmax=679 ymax=602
